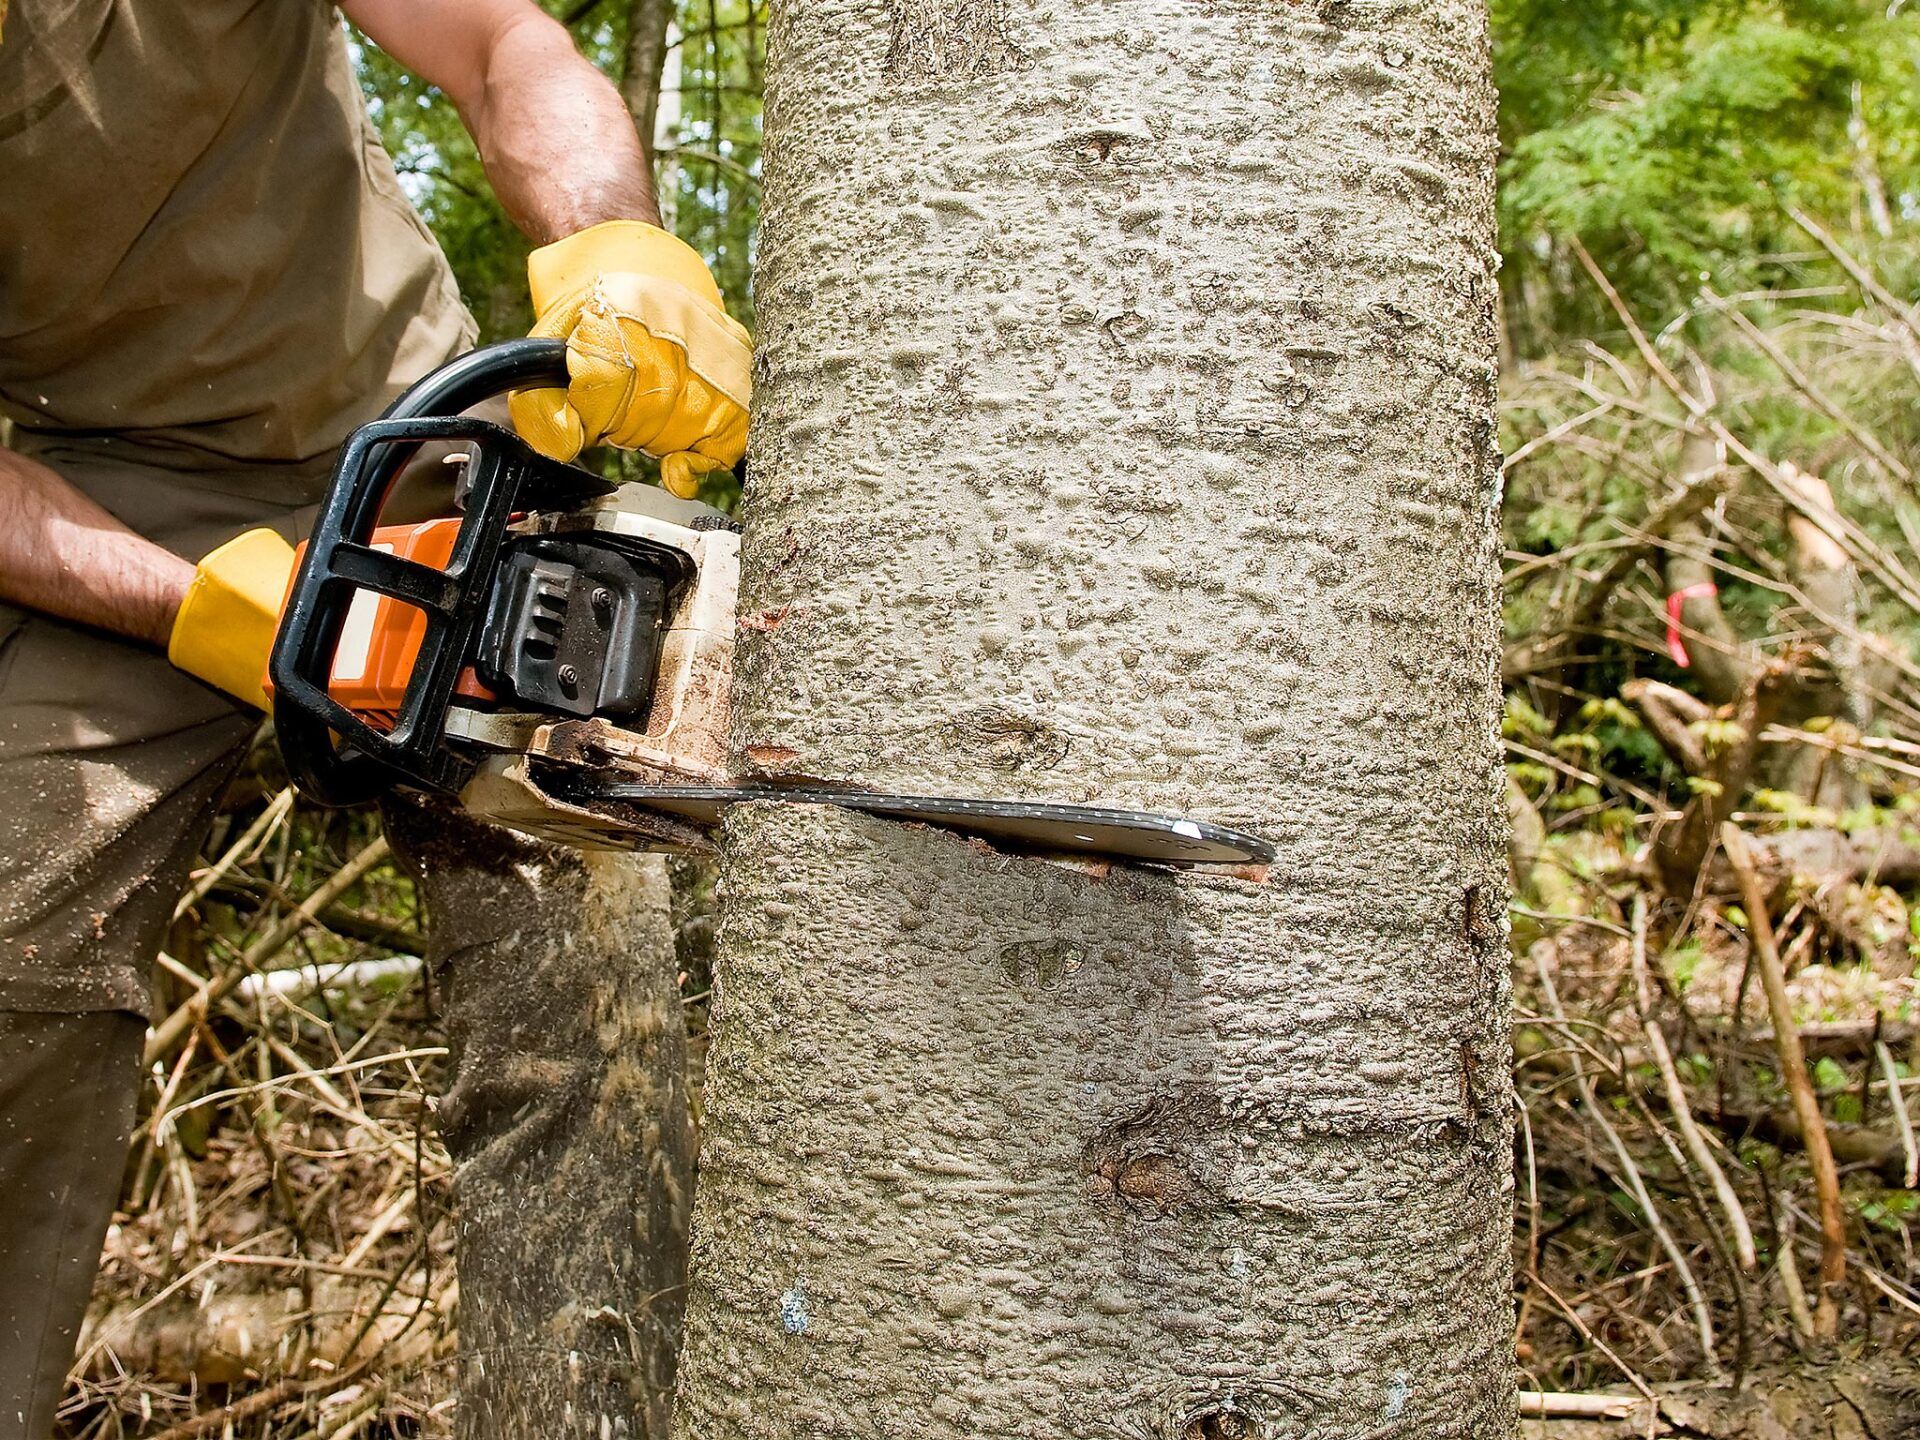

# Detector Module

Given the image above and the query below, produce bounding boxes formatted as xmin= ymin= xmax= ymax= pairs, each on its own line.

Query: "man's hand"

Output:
xmin=342 ymin=0 xmax=752 ymax=492
xmin=508 ymin=223 xmax=751 ymax=492
xmin=167 ymin=530 xmax=297 ymax=711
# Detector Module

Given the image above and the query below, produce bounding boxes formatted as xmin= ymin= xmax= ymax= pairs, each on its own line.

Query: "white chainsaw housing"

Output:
xmin=446 ymin=484 xmax=741 ymax=850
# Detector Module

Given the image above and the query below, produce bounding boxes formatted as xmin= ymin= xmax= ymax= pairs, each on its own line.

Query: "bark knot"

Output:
xmin=938 ymin=703 xmax=1069 ymax=772
xmin=1084 ymin=1095 xmax=1226 ymax=1215
xmin=1183 ymin=1405 xmax=1259 ymax=1440
xmin=997 ymin=937 xmax=1081 ymax=991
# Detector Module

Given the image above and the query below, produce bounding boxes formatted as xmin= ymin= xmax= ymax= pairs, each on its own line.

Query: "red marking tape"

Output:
xmin=1666 ymin=582 xmax=1718 ymax=669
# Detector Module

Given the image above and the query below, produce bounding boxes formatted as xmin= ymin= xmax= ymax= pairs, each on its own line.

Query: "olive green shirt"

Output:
xmin=0 ymin=0 xmax=474 ymax=525
xmin=0 ymin=0 xmax=476 ymax=1016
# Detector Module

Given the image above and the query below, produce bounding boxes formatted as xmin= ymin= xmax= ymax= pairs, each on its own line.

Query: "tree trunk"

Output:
xmin=621 ymin=0 xmax=677 ymax=157
xmin=675 ymin=5 xmax=1511 ymax=1436
xmin=385 ymin=803 xmax=694 ymax=1440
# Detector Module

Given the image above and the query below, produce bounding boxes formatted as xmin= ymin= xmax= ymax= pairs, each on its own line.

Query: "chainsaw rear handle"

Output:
xmin=269 ymin=339 xmax=592 ymax=808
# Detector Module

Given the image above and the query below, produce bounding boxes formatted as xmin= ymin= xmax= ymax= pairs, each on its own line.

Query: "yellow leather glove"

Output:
xmin=167 ymin=529 xmax=297 ymax=712
xmin=509 ymin=221 xmax=752 ymax=498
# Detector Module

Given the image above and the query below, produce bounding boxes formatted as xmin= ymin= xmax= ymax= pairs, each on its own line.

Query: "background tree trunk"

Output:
xmin=674 ymin=4 xmax=1512 ymax=1436
xmin=621 ymin=0 xmax=677 ymax=161
xmin=385 ymin=805 xmax=694 ymax=1440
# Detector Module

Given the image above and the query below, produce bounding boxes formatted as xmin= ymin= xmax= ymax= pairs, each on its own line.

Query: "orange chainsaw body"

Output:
xmin=266 ymin=518 xmax=494 ymax=729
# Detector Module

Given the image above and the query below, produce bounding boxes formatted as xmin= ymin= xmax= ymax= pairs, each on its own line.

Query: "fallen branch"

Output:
xmin=1787 ymin=204 xmax=1920 ymax=376
xmin=1621 ymin=679 xmax=1709 ymax=776
xmin=173 ymin=788 xmax=295 ymax=922
xmin=146 ymin=836 xmax=392 ymax=1066
xmin=1630 ymin=897 xmax=1758 ymax=1269
xmin=1757 ymin=1018 xmax=1916 ymax=1052
xmin=1751 ymin=827 xmax=1920 ymax=890
xmin=1721 ymin=824 xmax=1849 ymax=1339
xmin=1705 ymin=291 xmax=1913 ymax=485
xmin=1572 ymin=234 xmax=1920 ymax=618
xmin=232 ymin=955 xmax=423 ymax=1006
xmin=81 ymin=1270 xmax=451 ymax=1386
xmin=1518 ymin=1390 xmax=1635 ymax=1420
xmin=1503 ymin=436 xmax=1731 ymax=683
xmin=1533 ymin=942 xmax=1721 ymax=1368
xmin=1709 ymin=1104 xmax=1918 ymax=1190
xmin=1876 ymin=1037 xmax=1919 ymax=1189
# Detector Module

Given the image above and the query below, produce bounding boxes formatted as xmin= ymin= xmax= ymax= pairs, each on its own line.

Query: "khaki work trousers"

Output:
xmin=0 ymin=476 xmax=691 ymax=1438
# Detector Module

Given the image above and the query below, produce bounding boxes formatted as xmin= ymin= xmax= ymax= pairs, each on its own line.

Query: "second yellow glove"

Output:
xmin=510 ymin=221 xmax=752 ymax=498
xmin=167 ymin=528 xmax=297 ymax=712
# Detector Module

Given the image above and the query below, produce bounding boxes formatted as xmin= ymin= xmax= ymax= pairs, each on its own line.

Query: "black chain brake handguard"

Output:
xmin=268 ymin=339 xmax=609 ymax=807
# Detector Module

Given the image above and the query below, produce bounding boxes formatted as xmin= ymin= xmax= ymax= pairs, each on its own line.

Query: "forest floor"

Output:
xmin=48 ymin=748 xmax=1920 ymax=1439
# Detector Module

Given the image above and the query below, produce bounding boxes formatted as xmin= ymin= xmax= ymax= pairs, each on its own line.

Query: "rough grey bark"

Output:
xmin=678 ymin=3 xmax=1511 ymax=1436
xmin=385 ymin=801 xmax=693 ymax=1440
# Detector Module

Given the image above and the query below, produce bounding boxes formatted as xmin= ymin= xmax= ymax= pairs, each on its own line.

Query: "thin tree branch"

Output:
xmin=1721 ymin=824 xmax=1848 ymax=1341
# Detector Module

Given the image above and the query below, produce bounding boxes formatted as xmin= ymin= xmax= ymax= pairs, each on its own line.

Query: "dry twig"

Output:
xmin=1720 ymin=823 xmax=1848 ymax=1340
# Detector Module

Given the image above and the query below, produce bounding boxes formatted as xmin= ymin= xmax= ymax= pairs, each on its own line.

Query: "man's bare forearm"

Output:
xmin=463 ymin=12 xmax=661 ymax=242
xmin=0 ymin=449 xmax=194 ymax=648
xmin=343 ymin=0 xmax=661 ymax=245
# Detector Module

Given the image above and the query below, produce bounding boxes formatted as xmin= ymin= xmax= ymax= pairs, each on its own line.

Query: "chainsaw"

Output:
xmin=266 ymin=341 xmax=1274 ymax=869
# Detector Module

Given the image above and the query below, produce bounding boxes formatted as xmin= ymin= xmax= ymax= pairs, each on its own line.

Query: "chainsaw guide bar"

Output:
xmin=268 ymin=340 xmax=1275 ymax=873
xmin=540 ymin=776 xmax=1275 ymax=868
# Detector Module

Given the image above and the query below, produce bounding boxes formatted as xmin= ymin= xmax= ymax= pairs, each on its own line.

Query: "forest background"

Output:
xmin=53 ymin=3 xmax=1920 ymax=1435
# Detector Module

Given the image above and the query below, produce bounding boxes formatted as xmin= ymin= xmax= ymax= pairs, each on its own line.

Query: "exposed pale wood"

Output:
xmin=1517 ymin=1392 xmax=1634 ymax=1420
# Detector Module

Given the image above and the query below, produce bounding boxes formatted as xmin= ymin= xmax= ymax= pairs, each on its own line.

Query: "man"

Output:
xmin=0 ymin=1 xmax=749 ymax=1434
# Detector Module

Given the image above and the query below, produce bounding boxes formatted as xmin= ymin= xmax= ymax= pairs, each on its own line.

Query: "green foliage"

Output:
xmin=1813 ymin=1056 xmax=1864 ymax=1121
xmin=1750 ymin=787 xmax=1840 ymax=829
xmin=1548 ymin=782 xmax=1605 ymax=813
xmin=1813 ymin=1054 xmax=1851 ymax=1090
xmin=1504 ymin=696 xmax=1555 ymax=740
xmin=1860 ymin=1190 xmax=1920 ymax=1232
xmin=660 ymin=0 xmax=764 ymax=322
xmin=1495 ymin=0 xmax=1920 ymax=342
xmin=1665 ymin=939 xmax=1708 ymax=994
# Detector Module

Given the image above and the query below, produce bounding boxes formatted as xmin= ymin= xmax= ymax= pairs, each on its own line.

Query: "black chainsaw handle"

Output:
xmin=270 ymin=340 xmax=575 ymax=809
xmin=361 ymin=338 xmax=571 ymax=492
